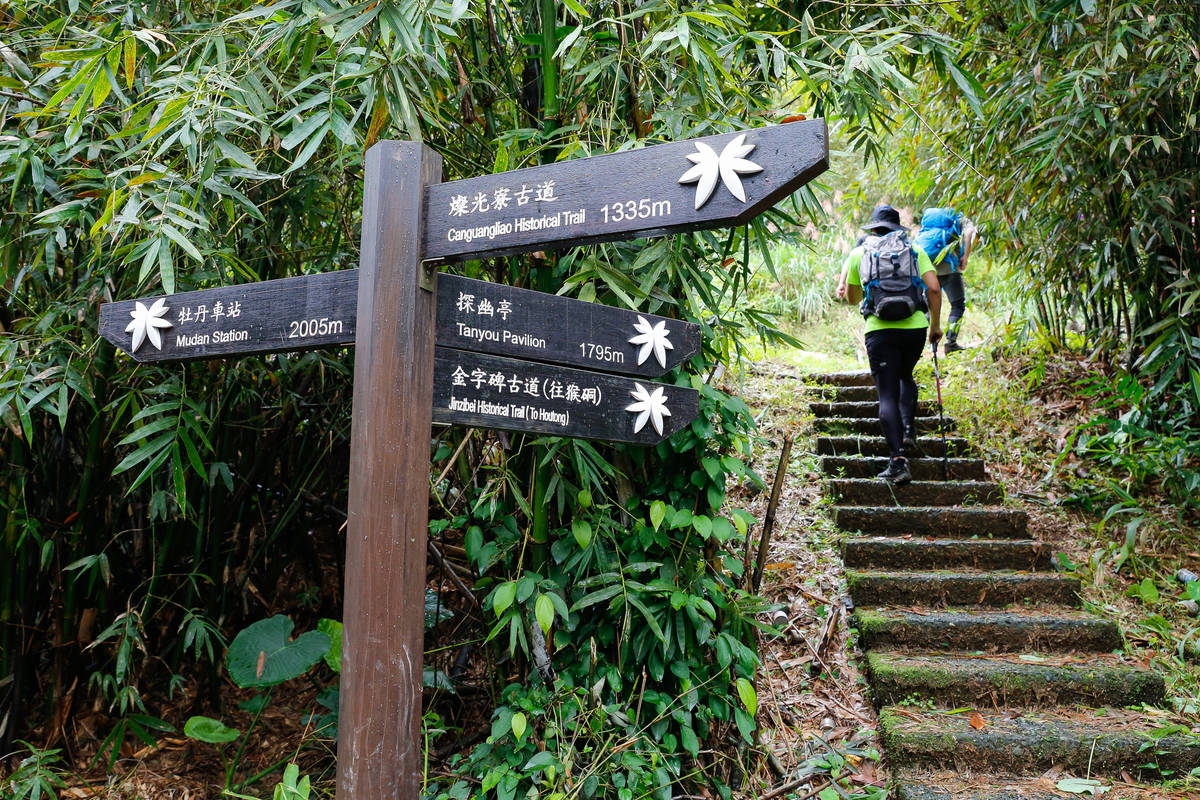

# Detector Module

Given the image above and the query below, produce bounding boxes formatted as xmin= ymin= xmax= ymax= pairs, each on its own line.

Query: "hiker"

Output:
xmin=835 ymin=205 xmax=942 ymax=484
xmin=913 ymin=208 xmax=976 ymax=353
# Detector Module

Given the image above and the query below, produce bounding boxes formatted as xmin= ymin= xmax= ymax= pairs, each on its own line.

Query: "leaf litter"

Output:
xmin=727 ymin=359 xmax=885 ymax=798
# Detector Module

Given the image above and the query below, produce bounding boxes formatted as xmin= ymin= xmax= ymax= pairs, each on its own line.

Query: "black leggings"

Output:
xmin=941 ymin=271 xmax=966 ymax=337
xmin=864 ymin=328 xmax=927 ymax=459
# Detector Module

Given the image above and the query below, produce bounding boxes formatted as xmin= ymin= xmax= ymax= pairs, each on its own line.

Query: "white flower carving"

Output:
xmin=125 ymin=298 xmax=173 ymax=353
xmin=677 ymin=133 xmax=763 ymax=210
xmin=626 ymin=382 xmax=672 ymax=436
xmin=628 ymin=315 xmax=674 ymax=369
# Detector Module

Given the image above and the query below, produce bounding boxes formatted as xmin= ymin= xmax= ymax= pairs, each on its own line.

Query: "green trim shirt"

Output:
xmin=844 ymin=244 xmax=936 ymax=333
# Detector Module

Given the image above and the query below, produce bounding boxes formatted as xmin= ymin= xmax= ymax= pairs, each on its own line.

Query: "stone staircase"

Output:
xmin=808 ymin=370 xmax=1200 ymax=798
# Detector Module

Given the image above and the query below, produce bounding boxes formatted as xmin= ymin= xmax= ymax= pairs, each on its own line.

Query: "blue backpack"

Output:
xmin=913 ymin=207 xmax=962 ymax=271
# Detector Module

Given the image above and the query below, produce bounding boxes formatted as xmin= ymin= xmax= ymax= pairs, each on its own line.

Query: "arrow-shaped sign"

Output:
xmin=432 ymin=348 xmax=697 ymax=444
xmin=424 ymin=119 xmax=827 ymax=261
xmin=98 ymin=272 xmax=700 ymax=377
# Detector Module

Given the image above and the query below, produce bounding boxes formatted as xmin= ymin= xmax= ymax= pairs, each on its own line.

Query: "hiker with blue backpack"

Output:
xmin=913 ymin=207 xmax=976 ymax=354
xmin=836 ymin=205 xmax=942 ymax=484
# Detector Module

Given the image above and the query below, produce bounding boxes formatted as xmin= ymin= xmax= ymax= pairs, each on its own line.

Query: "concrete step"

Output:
xmin=867 ymin=652 xmax=1165 ymax=707
xmin=827 ymin=479 xmax=1004 ymax=507
xmin=891 ymin=772 xmax=1150 ymax=800
xmin=854 ymin=608 xmax=1121 ymax=653
xmin=879 ymin=706 xmax=1200 ymax=777
xmin=842 ymin=538 xmax=1052 ymax=571
xmin=834 ymin=506 xmax=1029 ymax=539
xmin=810 ymin=400 xmax=939 ymax=418
xmin=807 ymin=370 xmax=873 ymax=386
xmin=847 ymin=570 xmax=1081 ymax=608
xmin=817 ymin=435 xmax=972 ymax=458
xmin=821 ymin=455 xmax=987 ymax=481
xmin=814 ymin=416 xmax=954 ymax=436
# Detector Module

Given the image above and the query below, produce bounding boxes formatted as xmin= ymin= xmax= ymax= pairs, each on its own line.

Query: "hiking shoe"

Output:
xmin=943 ymin=339 xmax=966 ymax=354
xmin=877 ymin=457 xmax=912 ymax=485
xmin=902 ymin=425 xmax=918 ymax=451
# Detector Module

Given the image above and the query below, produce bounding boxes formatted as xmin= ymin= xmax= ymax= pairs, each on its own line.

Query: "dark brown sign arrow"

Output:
xmin=99 ymin=272 xmax=700 ymax=377
xmin=434 ymin=274 xmax=698 ymax=376
xmin=424 ymin=119 xmax=827 ymax=261
xmin=432 ymin=347 xmax=697 ymax=444
xmin=98 ymin=271 xmax=357 ymax=363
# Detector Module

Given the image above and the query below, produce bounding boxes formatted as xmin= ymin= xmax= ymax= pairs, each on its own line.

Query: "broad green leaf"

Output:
xmin=680 ymin=725 xmax=700 ymax=757
xmin=534 ymin=593 xmax=555 ymax=634
xmin=183 ymin=715 xmax=239 ymax=744
xmin=649 ymin=500 xmax=667 ymax=531
xmin=736 ymin=677 xmax=757 ymax=717
xmin=493 ymin=581 xmax=517 ymax=617
xmin=226 ymin=615 xmax=331 ymax=688
xmin=523 ymin=751 xmax=555 ymax=771
xmin=1056 ymin=777 xmax=1109 ymax=795
xmin=317 ymin=618 xmax=342 ymax=672
xmin=571 ymin=518 xmax=591 ymax=548
xmin=511 ymin=711 xmax=527 ymax=740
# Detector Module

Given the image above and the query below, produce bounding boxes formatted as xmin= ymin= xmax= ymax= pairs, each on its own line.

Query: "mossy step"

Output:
xmin=820 ymin=385 xmax=878 ymax=403
xmin=815 ymin=416 xmax=954 ymax=435
xmin=867 ymin=652 xmax=1164 ymax=707
xmin=817 ymin=436 xmax=973 ymax=458
xmin=879 ymin=706 xmax=1200 ymax=777
xmin=834 ymin=506 xmax=1029 ymax=539
xmin=807 ymin=370 xmax=873 ymax=386
xmin=854 ymin=608 xmax=1120 ymax=652
xmin=847 ymin=569 xmax=1081 ymax=608
xmin=822 ymin=455 xmax=987 ymax=481
xmin=810 ymin=400 xmax=939 ymax=418
xmin=891 ymin=771 xmax=1154 ymax=799
xmin=827 ymin=478 xmax=1004 ymax=507
xmin=842 ymin=538 xmax=1052 ymax=571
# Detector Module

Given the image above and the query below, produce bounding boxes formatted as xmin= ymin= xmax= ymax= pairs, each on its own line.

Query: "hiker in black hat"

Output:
xmin=835 ymin=205 xmax=942 ymax=484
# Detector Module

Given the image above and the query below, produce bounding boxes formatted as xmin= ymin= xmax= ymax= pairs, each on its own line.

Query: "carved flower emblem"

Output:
xmin=628 ymin=315 xmax=674 ymax=369
xmin=125 ymin=298 xmax=173 ymax=353
xmin=678 ymin=133 xmax=763 ymax=210
xmin=626 ymin=383 xmax=672 ymax=436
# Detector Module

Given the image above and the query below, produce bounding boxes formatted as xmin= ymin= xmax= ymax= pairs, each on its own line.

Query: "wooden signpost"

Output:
xmin=97 ymin=119 xmax=828 ymax=800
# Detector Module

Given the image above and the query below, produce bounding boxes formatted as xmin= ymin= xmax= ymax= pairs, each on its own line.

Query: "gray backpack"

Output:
xmin=859 ymin=231 xmax=927 ymax=321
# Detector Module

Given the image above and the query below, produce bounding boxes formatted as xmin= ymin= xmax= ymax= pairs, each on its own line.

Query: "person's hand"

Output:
xmin=836 ymin=279 xmax=848 ymax=300
xmin=929 ymin=326 xmax=943 ymax=346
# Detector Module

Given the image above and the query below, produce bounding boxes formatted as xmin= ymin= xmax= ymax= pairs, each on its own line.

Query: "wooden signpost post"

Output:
xmin=98 ymin=119 xmax=828 ymax=799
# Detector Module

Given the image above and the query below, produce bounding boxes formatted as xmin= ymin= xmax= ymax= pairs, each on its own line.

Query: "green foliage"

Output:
xmin=317 ymin=618 xmax=343 ymax=673
xmin=184 ymin=616 xmax=333 ymax=792
xmin=897 ymin=0 xmax=1199 ymax=482
xmin=273 ymin=763 xmax=313 ymax=800
xmin=1 ymin=743 xmax=68 ymax=800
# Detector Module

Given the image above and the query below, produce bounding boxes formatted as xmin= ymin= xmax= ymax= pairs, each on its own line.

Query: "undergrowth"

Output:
xmin=931 ymin=341 xmax=1200 ymax=780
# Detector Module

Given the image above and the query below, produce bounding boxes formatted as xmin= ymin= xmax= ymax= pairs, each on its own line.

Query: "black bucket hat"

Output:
xmin=862 ymin=205 xmax=906 ymax=233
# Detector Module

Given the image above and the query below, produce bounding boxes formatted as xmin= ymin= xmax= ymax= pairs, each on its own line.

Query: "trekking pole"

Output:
xmin=930 ymin=342 xmax=949 ymax=481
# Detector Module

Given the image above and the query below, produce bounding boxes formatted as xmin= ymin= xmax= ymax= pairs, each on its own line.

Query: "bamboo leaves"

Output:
xmin=113 ymin=390 xmax=213 ymax=513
